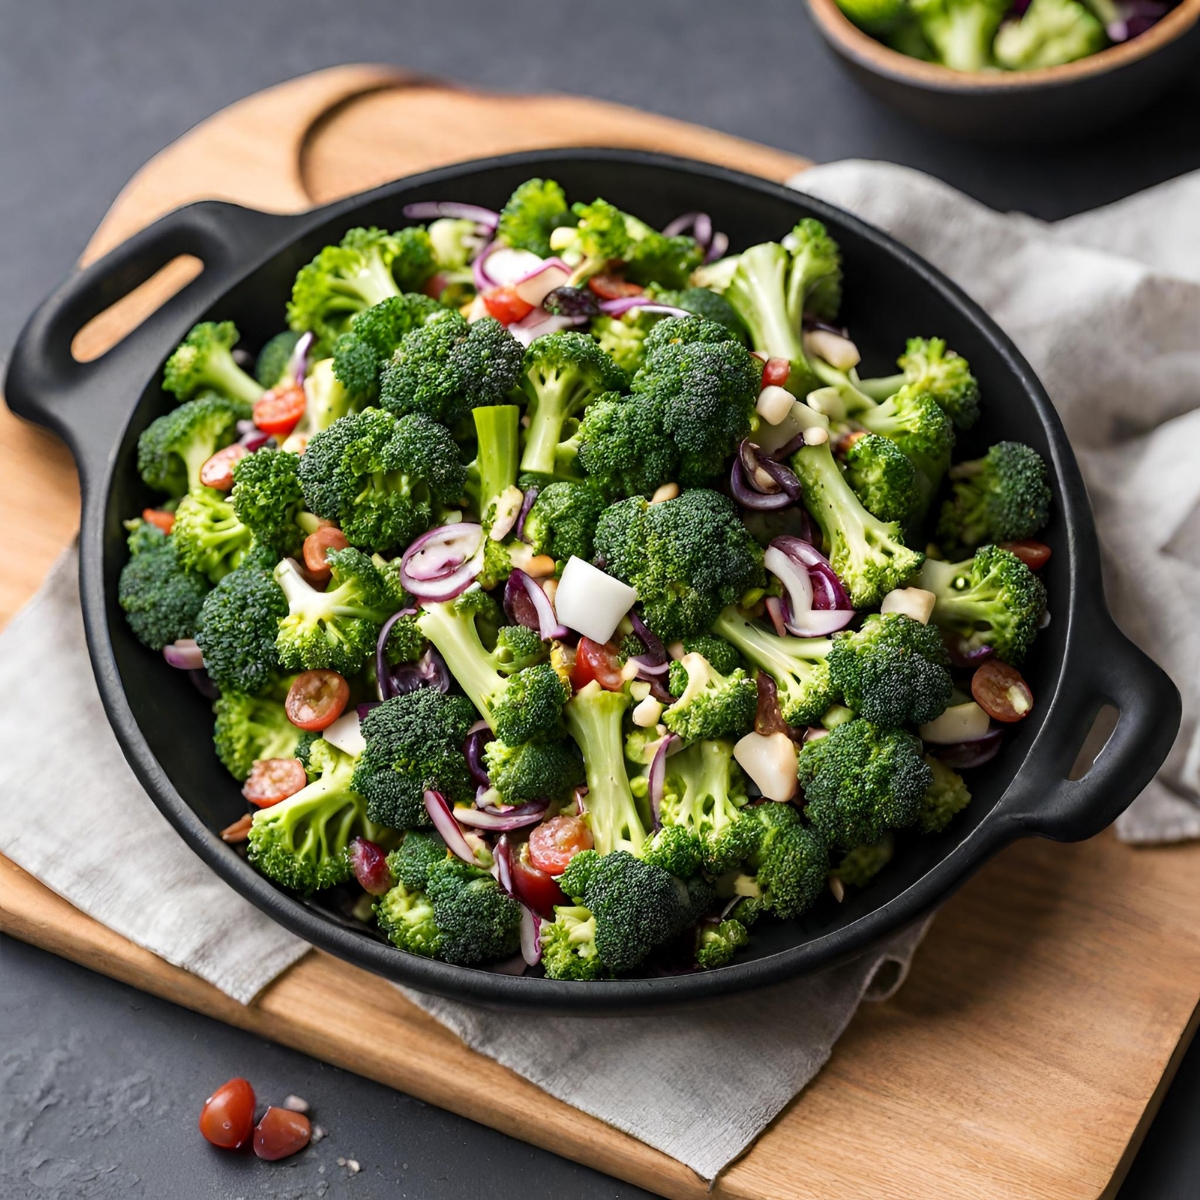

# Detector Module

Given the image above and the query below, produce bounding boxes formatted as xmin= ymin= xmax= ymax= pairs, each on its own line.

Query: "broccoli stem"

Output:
xmin=521 ymin=370 xmax=576 ymax=477
xmin=855 ymin=372 xmax=905 ymax=402
xmin=473 ymin=405 xmax=520 ymax=523
xmin=415 ymin=599 xmax=507 ymax=727
xmin=712 ymin=607 xmax=831 ymax=687
xmin=275 ymin=558 xmax=390 ymax=623
xmin=727 ymin=243 xmax=807 ymax=380
xmin=809 ymin=358 xmax=877 ymax=414
xmin=209 ymin=357 xmax=265 ymax=407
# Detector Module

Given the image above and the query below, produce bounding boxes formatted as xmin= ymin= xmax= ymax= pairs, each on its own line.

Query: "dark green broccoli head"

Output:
xmin=640 ymin=314 xmax=741 ymax=358
xmin=171 ymin=489 xmax=253 ymax=584
xmin=622 ymin=225 xmax=703 ymax=291
xmin=522 ymin=480 xmax=607 ymax=566
xmin=798 ymin=718 xmax=931 ymax=849
xmin=425 ymin=856 xmax=522 ymax=965
xmin=919 ymin=755 xmax=972 ymax=833
xmin=842 ymin=433 xmax=919 ymax=526
xmin=212 ymin=689 xmax=303 ymax=781
xmin=493 ymin=624 xmax=549 ymax=674
xmin=385 ymin=614 xmax=427 ymax=664
xmin=230 ymin=448 xmax=306 ymax=558
xmin=594 ymin=489 xmax=765 ymax=642
xmin=299 ymin=407 xmax=466 ymax=552
xmin=386 ymin=829 xmax=449 ymax=891
xmin=662 ymin=653 xmax=757 ymax=743
xmin=255 ymin=330 xmax=301 ymax=388
xmin=937 ymin=440 xmax=1052 ymax=553
xmin=561 ymin=198 xmax=633 ymax=283
xmin=490 ymin=662 xmax=571 ymax=746
xmin=648 ymin=286 xmax=748 ymax=340
xmin=118 ymin=525 xmax=209 ymax=651
xmin=353 ymin=688 xmax=479 ymax=829
xmin=898 ymin=336 xmax=980 ymax=430
xmin=831 ymin=835 xmax=894 ymax=888
xmin=557 ymin=848 xmax=602 ymax=899
xmin=574 ymin=391 xmax=679 ymax=499
xmin=380 ymin=313 xmax=524 ymax=426
xmin=195 ymin=563 xmax=286 ymax=695
xmin=641 ymin=824 xmax=706 ymax=880
xmin=743 ymin=802 xmax=829 ymax=919
xmin=541 ymin=905 xmax=606 ymax=980
xmin=679 ymin=633 xmax=744 ymax=677
xmin=659 ymin=738 xmax=755 ymax=874
xmin=497 ymin=178 xmax=571 ymax=257
xmin=162 ymin=321 xmax=263 ymax=406
xmin=483 ymin=737 xmax=585 ymax=805
xmin=695 ymin=918 xmax=750 ymax=970
xmin=828 ymin=613 xmax=953 ymax=728
xmin=785 ymin=218 xmax=843 ymax=323
xmin=137 ymin=393 xmax=251 ymax=497
xmin=856 ymin=384 xmax=956 ymax=494
xmin=332 ymin=292 xmax=450 ymax=401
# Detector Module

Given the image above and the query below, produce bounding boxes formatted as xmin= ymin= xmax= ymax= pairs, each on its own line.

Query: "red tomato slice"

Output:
xmin=199 ymin=1077 xmax=256 ymax=1149
xmin=253 ymin=1106 xmax=311 ymax=1161
xmin=587 ymin=275 xmax=644 ymax=300
xmin=199 ymin=443 xmax=249 ymax=491
xmin=571 ymin=637 xmax=625 ymax=692
xmin=285 ymin=670 xmax=350 ymax=731
xmin=253 ymin=383 xmax=307 ymax=437
xmin=482 ymin=287 xmax=534 ymax=325
xmin=507 ymin=837 xmax=570 ymax=916
xmin=971 ymin=661 xmax=1034 ymax=723
xmin=242 ymin=758 xmax=308 ymax=808
xmin=302 ymin=525 xmax=350 ymax=583
xmin=527 ymin=815 xmax=594 ymax=877
xmin=142 ymin=507 xmax=175 ymax=535
xmin=1000 ymin=540 xmax=1052 ymax=570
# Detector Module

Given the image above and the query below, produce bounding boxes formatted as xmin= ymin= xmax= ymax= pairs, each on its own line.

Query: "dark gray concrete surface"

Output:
xmin=1 ymin=2 xmax=1198 ymax=1197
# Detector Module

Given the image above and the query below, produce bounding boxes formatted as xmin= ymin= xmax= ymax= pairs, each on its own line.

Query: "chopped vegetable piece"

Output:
xmin=971 ymin=660 xmax=1034 ymax=722
xmin=285 ymin=670 xmax=350 ymax=731
xmin=199 ymin=1078 xmax=256 ymax=1150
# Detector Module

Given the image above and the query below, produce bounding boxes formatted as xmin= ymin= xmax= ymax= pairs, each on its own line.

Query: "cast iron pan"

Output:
xmin=3 ymin=150 xmax=1181 ymax=1011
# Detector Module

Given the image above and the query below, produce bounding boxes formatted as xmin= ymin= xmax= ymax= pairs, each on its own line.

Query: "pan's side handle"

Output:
xmin=4 ymin=201 xmax=300 ymax=482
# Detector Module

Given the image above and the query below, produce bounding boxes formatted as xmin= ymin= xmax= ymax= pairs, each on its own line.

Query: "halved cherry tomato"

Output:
xmin=1000 ymin=539 xmax=1052 ymax=571
xmin=971 ymin=660 xmax=1034 ymax=723
xmin=482 ymin=286 xmax=534 ymax=325
xmin=527 ymin=815 xmax=594 ymax=877
xmin=302 ymin=525 xmax=350 ymax=582
xmin=142 ymin=507 xmax=175 ymax=535
xmin=199 ymin=1077 xmax=256 ymax=1149
xmin=285 ymin=670 xmax=350 ymax=731
xmin=571 ymin=637 xmax=625 ymax=692
xmin=242 ymin=758 xmax=308 ymax=808
xmin=761 ymin=357 xmax=791 ymax=388
xmin=503 ymin=835 xmax=569 ymax=916
xmin=253 ymin=1106 xmax=311 ymax=1161
xmin=588 ymin=274 xmax=643 ymax=301
xmin=199 ymin=443 xmax=250 ymax=491
xmin=253 ymin=383 xmax=307 ymax=437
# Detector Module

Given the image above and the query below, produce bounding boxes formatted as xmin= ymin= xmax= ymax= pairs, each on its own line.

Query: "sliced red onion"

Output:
xmin=719 ymin=896 xmax=743 ymax=920
xmin=520 ymin=905 xmax=542 ymax=966
xmin=505 ymin=569 xmax=567 ymax=640
xmin=803 ymin=726 xmax=830 ymax=742
xmin=932 ymin=728 xmax=1005 ymax=770
xmin=399 ymin=523 xmax=482 ymax=601
xmin=946 ymin=639 xmax=995 ymax=669
xmin=163 ymin=638 xmax=204 ymax=670
xmin=769 ymin=431 xmax=808 ymax=460
xmin=472 ymin=240 xmax=500 ymax=291
xmin=764 ymin=596 xmax=788 ymax=638
xmin=781 ymin=598 xmax=854 ymax=636
xmin=765 ymin=543 xmax=813 ymax=619
xmin=424 ymin=790 xmax=477 ymax=865
xmin=189 ymin=669 xmax=219 ymax=699
xmin=515 ymin=487 xmax=539 ymax=542
xmin=629 ymin=610 xmax=667 ymax=666
xmin=384 ymin=647 xmax=451 ymax=698
xmin=775 ymin=536 xmax=852 ymax=612
xmin=705 ymin=232 xmax=729 ymax=263
xmin=508 ymin=309 xmax=587 ymax=347
xmin=573 ymin=787 xmax=588 ymax=817
xmin=464 ymin=726 xmax=492 ymax=788
xmin=376 ymin=607 xmax=417 ymax=701
xmin=238 ymin=426 xmax=273 ymax=452
xmin=596 ymin=296 xmax=691 ymax=318
xmin=648 ymin=733 xmax=679 ymax=829
xmin=455 ymin=802 xmax=549 ymax=831
xmin=731 ymin=457 xmax=793 ymax=511
xmin=739 ymin=440 xmax=801 ymax=500
xmin=493 ymin=835 xmax=515 ymax=894
xmin=662 ymin=212 xmax=705 ymax=240
xmin=402 ymin=201 xmax=500 ymax=228
xmin=289 ymin=331 xmax=314 ymax=385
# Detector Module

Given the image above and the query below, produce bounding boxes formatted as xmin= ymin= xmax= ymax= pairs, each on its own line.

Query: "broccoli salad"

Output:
xmin=835 ymin=0 xmax=1178 ymax=71
xmin=119 ymin=178 xmax=1053 ymax=980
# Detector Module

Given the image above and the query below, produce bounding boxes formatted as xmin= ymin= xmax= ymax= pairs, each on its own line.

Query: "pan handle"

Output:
xmin=4 ymin=200 xmax=299 ymax=482
xmin=1002 ymin=609 xmax=1180 ymax=843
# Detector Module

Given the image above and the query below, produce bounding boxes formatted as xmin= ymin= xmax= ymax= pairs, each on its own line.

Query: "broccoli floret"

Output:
xmin=591 ymin=314 xmax=653 ymax=375
xmin=117 ymin=524 xmax=209 ymax=650
xmin=695 ymin=918 xmax=750 ymax=969
xmin=229 ymin=448 xmax=306 ymax=559
xmin=288 ymin=226 xmax=436 ymax=356
xmin=248 ymin=738 xmax=388 ymax=894
xmin=828 ymin=613 xmax=953 ymax=728
xmin=285 ymin=357 xmax=356 ymax=441
xmin=171 ymin=489 xmax=253 ymax=584
xmin=564 ymin=682 xmax=648 ymax=857
xmin=384 ymin=614 xmax=427 ymax=665
xmin=679 ymin=633 xmax=744 ymax=676
xmin=255 ymin=330 xmax=302 ymax=388
xmin=194 ymin=563 xmax=286 ymax=694
xmin=557 ymin=198 xmax=634 ymax=286
xmin=497 ymin=178 xmax=571 ymax=257
xmin=541 ymin=905 xmax=606 ymax=980
xmin=518 ymin=332 xmax=627 ymax=477
xmin=483 ymin=738 xmax=585 ymax=805
xmin=331 ymin=293 xmax=450 ymax=403
xmin=784 ymin=218 xmax=844 ymax=323
xmin=621 ymin=214 xmax=703 ymax=291
xmin=386 ymin=829 xmax=449 ymax=890
xmin=831 ymin=834 xmax=894 ymax=888
xmin=791 ymin=435 xmax=924 ymax=609
xmin=522 ymin=481 xmax=606 ymax=567
xmin=658 ymin=738 xmax=756 ymax=873
xmin=650 ymin=285 xmax=748 ymax=340
xmin=920 ymin=755 xmax=972 ymax=833
xmin=425 ymin=856 xmax=522 ymax=965
xmin=493 ymin=624 xmax=548 ymax=673
xmin=137 ymin=393 xmax=251 ymax=497
xmin=640 ymin=824 xmax=706 ymax=880
xmin=594 ymin=490 xmax=764 ymax=642
xmin=916 ymin=544 xmax=1047 ymax=663
xmin=375 ymin=883 xmax=443 ymax=957
xmin=380 ymin=313 xmax=524 ymax=426
xmin=299 ymin=408 xmax=465 ymax=553
xmin=937 ymin=441 xmax=1052 ymax=553
xmin=212 ymin=688 xmax=303 ymax=781
xmin=162 ymin=321 xmax=264 ymax=405
xmin=572 ymin=391 xmax=678 ymax=499
xmin=741 ymin=802 xmax=829 ymax=919
xmin=909 ymin=0 xmax=1010 ymax=70
xmin=994 ymin=0 xmax=1106 ymax=67
xmin=467 ymin=403 xmax=521 ymax=534
xmin=842 ymin=433 xmax=919 ymax=527
xmin=898 ymin=336 xmax=981 ymax=429
xmin=295 ymin=729 xmax=321 ymax=776
xmin=353 ymin=688 xmax=478 ymax=829
xmin=662 ymin=653 xmax=757 ymax=743
xmin=273 ymin=550 xmax=403 ymax=676
xmin=712 ymin=607 xmax=836 ymax=727
xmin=797 ymin=718 xmax=931 ymax=850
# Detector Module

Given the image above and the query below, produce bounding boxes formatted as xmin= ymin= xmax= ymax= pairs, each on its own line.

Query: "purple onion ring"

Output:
xmin=402 ymin=201 xmax=500 ymax=228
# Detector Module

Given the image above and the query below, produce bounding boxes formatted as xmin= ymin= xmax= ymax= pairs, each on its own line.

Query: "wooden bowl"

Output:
xmin=807 ymin=0 xmax=1200 ymax=139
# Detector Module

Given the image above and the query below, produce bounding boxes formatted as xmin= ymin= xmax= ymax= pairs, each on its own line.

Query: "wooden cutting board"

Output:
xmin=2 ymin=65 xmax=1198 ymax=1200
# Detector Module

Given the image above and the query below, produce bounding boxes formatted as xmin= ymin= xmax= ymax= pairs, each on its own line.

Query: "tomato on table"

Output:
xmin=482 ymin=286 xmax=534 ymax=325
xmin=527 ymin=814 xmax=594 ymax=877
xmin=971 ymin=660 xmax=1034 ymax=723
xmin=242 ymin=758 xmax=308 ymax=808
xmin=199 ymin=1077 xmax=256 ymax=1149
xmin=253 ymin=1106 xmax=311 ymax=1161
xmin=571 ymin=637 xmax=625 ymax=692
xmin=587 ymin=274 xmax=643 ymax=300
xmin=285 ymin=670 xmax=350 ymax=731
xmin=199 ymin=444 xmax=249 ymax=491
xmin=142 ymin=507 xmax=175 ymax=535
xmin=1000 ymin=540 xmax=1052 ymax=570
xmin=302 ymin=525 xmax=350 ymax=582
xmin=253 ymin=383 xmax=307 ymax=437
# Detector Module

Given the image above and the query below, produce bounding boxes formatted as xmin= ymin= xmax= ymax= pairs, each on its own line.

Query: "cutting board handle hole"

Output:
xmin=1068 ymin=704 xmax=1120 ymax=782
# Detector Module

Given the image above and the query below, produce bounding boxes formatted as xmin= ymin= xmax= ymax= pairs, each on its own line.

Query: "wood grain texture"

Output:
xmin=0 ymin=65 xmax=1196 ymax=1200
